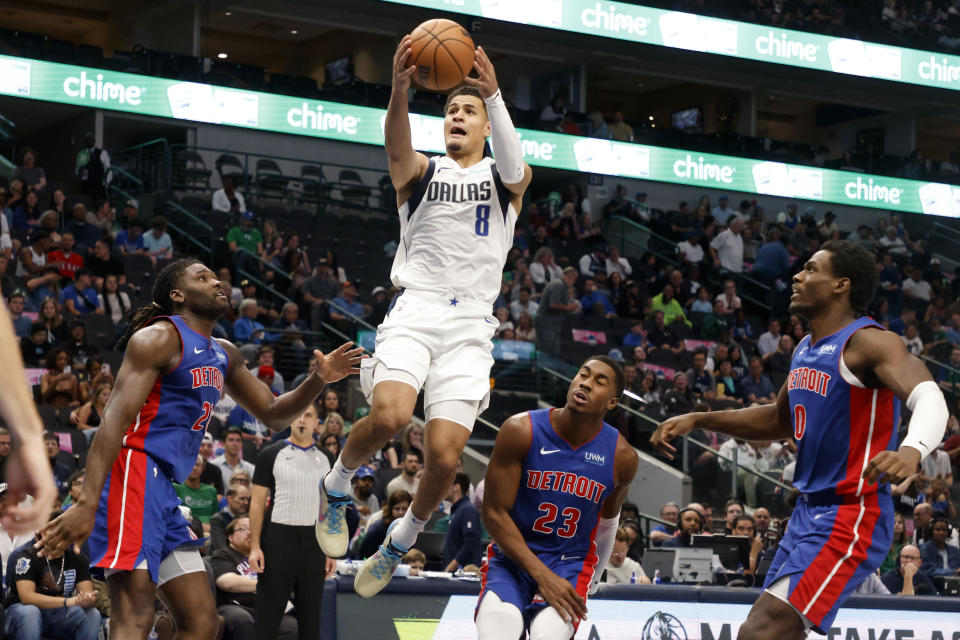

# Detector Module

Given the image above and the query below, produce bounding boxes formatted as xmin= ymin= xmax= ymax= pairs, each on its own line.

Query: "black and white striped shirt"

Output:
xmin=253 ymin=440 xmax=330 ymax=526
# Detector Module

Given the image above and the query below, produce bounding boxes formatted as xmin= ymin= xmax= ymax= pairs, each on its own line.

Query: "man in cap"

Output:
xmin=712 ymin=195 xmax=734 ymax=220
xmin=352 ymin=466 xmax=380 ymax=528
xmin=59 ymin=268 xmax=102 ymax=315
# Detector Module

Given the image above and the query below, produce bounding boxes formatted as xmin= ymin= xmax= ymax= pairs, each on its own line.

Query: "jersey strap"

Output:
xmin=490 ymin=162 xmax=512 ymax=220
xmin=406 ymin=157 xmax=437 ymax=220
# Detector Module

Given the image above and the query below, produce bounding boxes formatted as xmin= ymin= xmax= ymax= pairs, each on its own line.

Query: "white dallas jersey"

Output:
xmin=392 ymin=155 xmax=518 ymax=305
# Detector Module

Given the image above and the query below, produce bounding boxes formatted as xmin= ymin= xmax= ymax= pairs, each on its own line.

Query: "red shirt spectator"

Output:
xmin=47 ymin=231 xmax=84 ymax=280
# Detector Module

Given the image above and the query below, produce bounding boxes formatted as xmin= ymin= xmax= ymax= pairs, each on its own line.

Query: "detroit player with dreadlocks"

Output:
xmin=37 ymin=258 xmax=363 ymax=640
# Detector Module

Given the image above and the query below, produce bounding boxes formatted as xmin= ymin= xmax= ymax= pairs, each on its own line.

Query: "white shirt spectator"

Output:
xmin=677 ymin=240 xmax=704 ymax=264
xmin=386 ymin=473 xmax=419 ymax=498
xmin=212 ymin=188 xmax=247 ymax=213
xmin=757 ymin=331 xmax=780 ymax=356
xmin=901 ymin=333 xmax=924 ymax=356
xmin=718 ymin=440 xmax=758 ymax=471
xmin=853 ymin=572 xmax=890 ymax=595
xmin=921 ymin=448 xmax=953 ymax=481
xmin=712 ymin=204 xmax=735 ymax=221
xmin=605 ymin=256 xmax=632 ymax=278
xmin=715 ymin=293 xmax=742 ymax=314
xmin=711 ymin=228 xmax=744 ymax=273
xmin=209 ymin=455 xmax=255 ymax=488
xmin=530 ymin=261 xmax=562 ymax=286
xmin=878 ymin=234 xmax=908 ymax=257
xmin=510 ymin=299 xmax=539 ymax=322
xmin=0 ymin=213 xmax=11 ymax=253
xmin=902 ymin=275 xmax=932 ymax=301
xmin=604 ymin=556 xmax=647 ymax=585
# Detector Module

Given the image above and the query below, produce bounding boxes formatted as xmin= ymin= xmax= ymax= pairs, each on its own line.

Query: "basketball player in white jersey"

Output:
xmin=317 ymin=36 xmax=532 ymax=597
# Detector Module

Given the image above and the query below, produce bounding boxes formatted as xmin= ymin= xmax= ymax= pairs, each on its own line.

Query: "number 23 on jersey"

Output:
xmin=531 ymin=502 xmax=581 ymax=538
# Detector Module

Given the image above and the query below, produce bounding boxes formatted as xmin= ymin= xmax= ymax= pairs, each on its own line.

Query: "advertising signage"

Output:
xmin=378 ymin=0 xmax=960 ymax=93
xmin=2 ymin=54 xmax=957 ymax=215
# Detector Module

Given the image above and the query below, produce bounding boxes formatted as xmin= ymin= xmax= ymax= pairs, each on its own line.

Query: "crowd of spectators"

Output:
xmin=4 ymin=131 xmax=960 ymax=637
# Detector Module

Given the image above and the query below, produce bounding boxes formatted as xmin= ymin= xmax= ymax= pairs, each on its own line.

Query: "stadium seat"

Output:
xmin=215 ymin=154 xmax=247 ymax=187
xmin=176 ymin=150 xmax=213 ymax=190
xmin=337 ymin=170 xmax=371 ymax=209
xmin=254 ymin=159 xmax=290 ymax=199
xmin=82 ymin=314 xmax=119 ymax=351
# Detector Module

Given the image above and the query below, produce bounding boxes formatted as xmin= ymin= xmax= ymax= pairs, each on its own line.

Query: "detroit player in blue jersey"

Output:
xmin=36 ymin=259 xmax=363 ymax=640
xmin=477 ymin=356 xmax=639 ymax=639
xmin=652 ymin=239 xmax=948 ymax=639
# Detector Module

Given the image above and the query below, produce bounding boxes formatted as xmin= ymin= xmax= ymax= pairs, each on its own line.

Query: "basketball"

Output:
xmin=408 ymin=18 xmax=475 ymax=92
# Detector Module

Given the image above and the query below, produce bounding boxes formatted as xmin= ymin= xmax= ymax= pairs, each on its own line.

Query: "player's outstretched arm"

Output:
xmin=37 ymin=323 xmax=179 ymax=557
xmin=385 ymin=35 xmax=429 ymax=196
xmin=482 ymin=414 xmax=588 ymax=624
xmin=220 ymin=340 xmax=364 ymax=431
xmin=650 ymin=383 xmax=792 ymax=459
xmin=0 ymin=302 xmax=57 ymax=534
xmin=846 ymin=328 xmax=948 ymax=485
xmin=463 ymin=46 xmax=532 ymax=196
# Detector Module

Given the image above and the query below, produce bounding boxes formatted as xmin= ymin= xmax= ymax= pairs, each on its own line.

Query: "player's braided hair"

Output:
xmin=115 ymin=258 xmax=202 ymax=349
xmin=821 ymin=239 xmax=878 ymax=315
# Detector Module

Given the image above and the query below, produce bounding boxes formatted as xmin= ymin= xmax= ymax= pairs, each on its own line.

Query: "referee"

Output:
xmin=249 ymin=403 xmax=330 ymax=640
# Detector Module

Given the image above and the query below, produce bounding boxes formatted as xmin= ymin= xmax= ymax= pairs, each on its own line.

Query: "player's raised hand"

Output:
xmin=650 ymin=414 xmax=698 ymax=460
xmin=862 ymin=447 xmax=921 ymax=485
xmin=392 ymin=35 xmax=416 ymax=92
xmin=463 ymin=46 xmax=498 ymax=99
xmin=536 ymin=571 xmax=587 ymax=624
xmin=35 ymin=500 xmax=96 ymax=558
xmin=0 ymin=434 xmax=58 ymax=535
xmin=313 ymin=342 xmax=366 ymax=384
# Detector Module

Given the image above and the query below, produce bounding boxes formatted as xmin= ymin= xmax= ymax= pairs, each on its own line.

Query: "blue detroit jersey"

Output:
xmin=788 ymin=317 xmax=899 ymax=496
xmin=121 ymin=315 xmax=229 ymax=483
xmin=506 ymin=408 xmax=618 ymax=557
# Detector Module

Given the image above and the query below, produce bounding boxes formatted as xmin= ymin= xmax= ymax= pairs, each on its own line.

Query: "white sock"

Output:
xmin=323 ymin=458 xmax=357 ymax=496
xmin=389 ymin=509 xmax=426 ymax=551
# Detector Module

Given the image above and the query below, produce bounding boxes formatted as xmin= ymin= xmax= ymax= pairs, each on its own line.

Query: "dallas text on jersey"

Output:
xmin=425 ymin=179 xmax=492 ymax=205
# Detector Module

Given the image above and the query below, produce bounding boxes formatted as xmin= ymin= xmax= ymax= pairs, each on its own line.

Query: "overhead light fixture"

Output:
xmin=225 ymin=11 xmax=232 ymax=15
xmin=648 ymin=115 xmax=654 ymax=120
xmin=217 ymin=52 xmax=228 ymax=59
xmin=291 ymin=29 xmax=299 ymax=34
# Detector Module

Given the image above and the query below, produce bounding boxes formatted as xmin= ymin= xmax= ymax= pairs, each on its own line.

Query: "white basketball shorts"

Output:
xmin=360 ymin=289 xmax=497 ymax=426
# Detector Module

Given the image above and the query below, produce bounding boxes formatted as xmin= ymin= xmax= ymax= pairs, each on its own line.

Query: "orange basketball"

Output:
xmin=408 ymin=19 xmax=475 ymax=92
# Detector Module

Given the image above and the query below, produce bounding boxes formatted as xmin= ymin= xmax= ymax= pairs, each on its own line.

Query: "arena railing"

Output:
xmin=112 ymin=138 xmax=171 ymax=193
xmin=166 ymin=219 xmax=213 ymax=262
xmin=165 ymin=199 xmax=215 ymax=247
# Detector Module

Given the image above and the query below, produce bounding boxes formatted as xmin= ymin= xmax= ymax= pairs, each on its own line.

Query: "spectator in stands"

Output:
xmin=402 ymin=549 xmax=426 ymax=575
xmin=142 ymin=216 xmax=173 ymax=265
xmin=73 ymin=383 xmax=110 ymax=443
xmin=535 ymin=266 xmax=580 ymax=355
xmin=579 ymin=245 xmax=608 ymax=279
xmin=47 ymin=231 xmax=83 ymax=281
xmin=776 ymin=204 xmax=799 ymax=230
xmin=649 ymin=502 xmax=680 ymax=546
xmin=661 ymin=507 xmax=705 ymax=549
xmin=686 ymin=350 xmax=716 ymax=399
xmin=650 ymin=285 xmax=690 ymax=328
xmin=662 ymin=372 xmax=695 ymax=417
xmin=936 ymin=347 xmax=960 ymax=395
xmin=211 ymin=515 xmax=298 ymax=639
xmin=732 ymin=514 xmax=764 ymax=573
xmin=710 ymin=216 xmax=745 ymax=274
xmin=0 ymin=255 xmax=16 ymax=298
xmin=360 ymin=489 xmax=412 ymax=559
xmin=248 ymin=345 xmax=284 ymax=394
xmin=387 ymin=452 xmax=421 ymax=497
xmin=352 ymin=466 xmax=379 ymax=528
xmin=5 ymin=520 xmax=101 ymax=640
xmin=741 ymin=356 xmax=777 ymax=405
xmin=234 ymin=298 xmax=265 ymax=345
xmin=21 ymin=322 xmax=50 ymax=367
xmin=442 ymin=472 xmax=482 ymax=572
xmin=16 ymin=228 xmax=52 ymax=278
xmin=678 ymin=229 xmax=705 ymax=265
xmin=8 ymin=290 xmax=31 ymax=338
xmin=14 ymin=147 xmax=46 ymax=193
xmin=539 ymin=94 xmax=568 ymax=130
xmin=901 ymin=323 xmax=924 ymax=356
xmin=714 ymin=360 xmax=743 ymax=404
xmin=65 ymin=204 xmax=98 ymax=255
xmin=882 ymin=543 xmax=937 ymax=595
xmin=85 ymin=238 xmax=125 ymax=290
xmin=211 ymin=427 xmax=256 ymax=488
xmin=721 ymin=499 xmax=744 ymax=534
xmin=530 ymin=247 xmax=563 ymax=289
xmin=603 ymin=528 xmax=650 ymax=584
xmin=757 ymin=319 xmax=781 ymax=357
xmin=12 ymin=190 xmax=41 ymax=232
xmin=509 ymin=286 xmax=538 ymax=322
xmin=711 ymin=195 xmax=735 ymax=221
xmin=715 ymin=280 xmax=742 ymax=316
xmin=879 ymin=224 xmax=910 ymax=258
xmin=638 ymin=372 xmax=663 ymax=409
xmin=702 ymin=300 xmax=730 ymax=340
xmin=213 ymin=177 xmax=247 ymax=214
xmin=175 ymin=454 xmax=219 ymax=530
xmin=40 ymin=347 xmax=80 ymax=409
xmin=44 ymin=431 xmax=73 ymax=496
xmin=210 ymin=483 xmax=252 ymax=552
xmin=301 ymin=258 xmax=341 ymax=331
xmin=609 ymin=111 xmax=633 ymax=142
xmin=59 ymin=269 xmax=101 ymax=316
xmin=763 ymin=334 xmax=795 ymax=378
xmin=580 ymin=278 xmax=616 ymax=318
xmin=329 ymin=281 xmax=368 ymax=326
xmin=227 ymin=210 xmax=263 ymax=271
xmin=902 ymin=266 xmax=933 ymax=311
xmin=586 ymin=110 xmax=611 ymax=139
xmin=114 ymin=219 xmax=146 ymax=256
xmin=97 ymin=273 xmax=132 ymax=326
xmin=605 ymin=247 xmax=632 ymax=278
xmin=912 ymin=503 xmax=938 ymax=547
